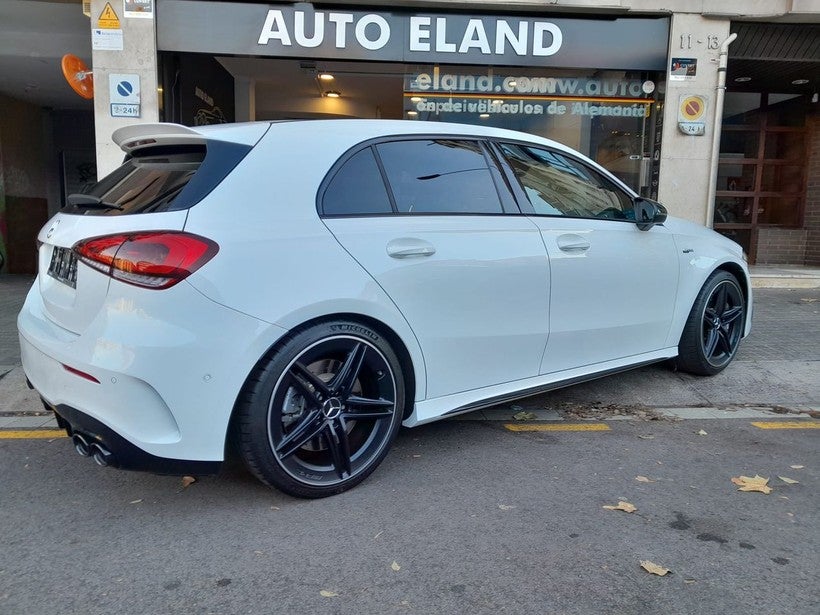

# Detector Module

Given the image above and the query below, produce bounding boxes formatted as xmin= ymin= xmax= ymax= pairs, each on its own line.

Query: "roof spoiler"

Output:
xmin=112 ymin=123 xmax=205 ymax=154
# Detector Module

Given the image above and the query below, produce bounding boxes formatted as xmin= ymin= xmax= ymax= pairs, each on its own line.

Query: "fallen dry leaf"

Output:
xmin=391 ymin=561 xmax=401 ymax=571
xmin=181 ymin=476 xmax=196 ymax=488
xmin=513 ymin=411 xmax=537 ymax=421
xmin=640 ymin=561 xmax=671 ymax=576
xmin=790 ymin=465 xmax=804 ymax=469
xmin=498 ymin=504 xmax=516 ymax=511
xmin=778 ymin=476 xmax=799 ymax=485
xmin=635 ymin=476 xmax=655 ymax=483
xmin=731 ymin=475 xmax=772 ymax=494
xmin=696 ymin=429 xmax=708 ymax=436
xmin=129 ymin=499 xmax=142 ymax=504
xmin=603 ymin=501 xmax=637 ymax=513
xmin=320 ymin=590 xmax=339 ymax=598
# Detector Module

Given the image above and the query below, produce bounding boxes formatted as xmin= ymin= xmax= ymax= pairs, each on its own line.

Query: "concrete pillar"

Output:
xmin=657 ymin=14 xmax=731 ymax=226
xmin=234 ymin=77 xmax=256 ymax=123
xmin=90 ymin=0 xmax=160 ymax=178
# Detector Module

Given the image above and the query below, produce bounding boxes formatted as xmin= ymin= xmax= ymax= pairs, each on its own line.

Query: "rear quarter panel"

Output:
xmin=182 ymin=123 xmax=428 ymax=400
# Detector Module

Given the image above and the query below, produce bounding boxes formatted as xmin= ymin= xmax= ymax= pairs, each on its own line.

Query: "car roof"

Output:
xmin=114 ymin=119 xmax=636 ymax=197
xmin=126 ymin=119 xmax=575 ymax=158
xmin=262 ymin=118 xmax=575 ymax=154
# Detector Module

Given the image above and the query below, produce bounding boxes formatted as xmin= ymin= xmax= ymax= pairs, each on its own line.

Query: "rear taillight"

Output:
xmin=73 ymin=231 xmax=218 ymax=289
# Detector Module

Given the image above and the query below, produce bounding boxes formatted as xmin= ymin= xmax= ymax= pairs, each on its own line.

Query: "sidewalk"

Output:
xmin=2 ymin=273 xmax=819 ymax=429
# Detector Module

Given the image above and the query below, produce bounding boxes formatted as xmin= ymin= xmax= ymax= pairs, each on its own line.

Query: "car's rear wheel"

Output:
xmin=677 ymin=270 xmax=745 ymax=376
xmin=236 ymin=320 xmax=405 ymax=498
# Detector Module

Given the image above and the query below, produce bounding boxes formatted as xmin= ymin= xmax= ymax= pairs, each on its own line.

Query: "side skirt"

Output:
xmin=404 ymin=348 xmax=677 ymax=427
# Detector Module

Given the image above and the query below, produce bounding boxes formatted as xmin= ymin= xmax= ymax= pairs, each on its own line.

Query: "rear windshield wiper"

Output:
xmin=66 ymin=194 xmax=124 ymax=211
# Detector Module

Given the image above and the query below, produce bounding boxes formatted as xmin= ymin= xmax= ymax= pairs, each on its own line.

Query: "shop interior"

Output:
xmin=197 ymin=56 xmax=663 ymax=194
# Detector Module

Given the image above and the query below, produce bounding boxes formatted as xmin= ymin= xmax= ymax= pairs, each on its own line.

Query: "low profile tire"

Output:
xmin=677 ymin=270 xmax=745 ymax=376
xmin=236 ymin=320 xmax=406 ymax=498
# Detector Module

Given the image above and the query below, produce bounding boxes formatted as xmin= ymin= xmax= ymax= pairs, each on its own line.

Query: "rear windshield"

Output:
xmin=63 ymin=141 xmax=250 ymax=215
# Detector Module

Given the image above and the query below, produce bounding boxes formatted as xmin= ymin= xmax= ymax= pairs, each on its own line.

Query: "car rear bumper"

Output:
xmin=17 ymin=275 xmax=288 ymax=465
xmin=46 ymin=399 xmax=222 ymax=475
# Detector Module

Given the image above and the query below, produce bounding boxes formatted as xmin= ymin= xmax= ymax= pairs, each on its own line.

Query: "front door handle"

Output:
xmin=557 ymin=234 xmax=590 ymax=253
xmin=386 ymin=238 xmax=436 ymax=259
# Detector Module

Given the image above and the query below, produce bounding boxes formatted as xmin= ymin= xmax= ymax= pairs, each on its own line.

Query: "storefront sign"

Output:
xmin=156 ymin=1 xmax=669 ymax=70
xmin=406 ymin=73 xmax=648 ymax=98
xmin=409 ymin=97 xmax=650 ymax=119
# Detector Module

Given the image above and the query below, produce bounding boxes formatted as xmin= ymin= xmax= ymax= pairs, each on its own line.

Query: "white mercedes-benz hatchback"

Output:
xmin=19 ymin=120 xmax=751 ymax=497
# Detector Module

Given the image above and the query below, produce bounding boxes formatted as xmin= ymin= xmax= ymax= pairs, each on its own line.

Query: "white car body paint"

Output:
xmin=18 ymin=119 xmax=752 ymax=466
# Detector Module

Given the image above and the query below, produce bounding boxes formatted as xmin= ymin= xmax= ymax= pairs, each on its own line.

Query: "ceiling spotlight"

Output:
xmin=479 ymin=113 xmax=490 ymax=119
xmin=791 ymin=79 xmax=809 ymax=85
xmin=491 ymin=99 xmax=503 ymax=105
xmin=410 ymin=96 xmax=423 ymax=102
xmin=324 ymin=90 xmax=341 ymax=98
xmin=318 ymin=73 xmax=334 ymax=81
xmin=407 ymin=110 xmax=418 ymax=117
xmin=734 ymin=77 xmax=751 ymax=82
xmin=508 ymin=80 xmax=517 ymax=87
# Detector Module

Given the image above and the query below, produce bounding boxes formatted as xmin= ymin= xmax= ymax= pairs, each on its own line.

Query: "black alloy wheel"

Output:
xmin=677 ymin=271 xmax=745 ymax=376
xmin=236 ymin=321 xmax=405 ymax=498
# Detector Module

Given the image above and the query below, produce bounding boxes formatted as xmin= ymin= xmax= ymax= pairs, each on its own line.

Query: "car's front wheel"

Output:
xmin=677 ymin=270 xmax=746 ymax=376
xmin=236 ymin=320 xmax=406 ymax=498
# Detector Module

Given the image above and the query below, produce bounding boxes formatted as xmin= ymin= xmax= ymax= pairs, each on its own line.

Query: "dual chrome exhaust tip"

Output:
xmin=71 ymin=432 xmax=114 ymax=467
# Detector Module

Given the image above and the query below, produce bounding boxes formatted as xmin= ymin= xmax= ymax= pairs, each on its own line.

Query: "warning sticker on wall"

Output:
xmin=97 ymin=2 xmax=121 ymax=29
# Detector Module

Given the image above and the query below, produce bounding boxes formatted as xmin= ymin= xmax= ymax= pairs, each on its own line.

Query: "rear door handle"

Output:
xmin=557 ymin=234 xmax=590 ymax=253
xmin=386 ymin=238 xmax=436 ymax=259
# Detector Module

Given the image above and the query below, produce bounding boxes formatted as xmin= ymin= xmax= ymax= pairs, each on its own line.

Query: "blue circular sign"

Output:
xmin=116 ymin=81 xmax=133 ymax=97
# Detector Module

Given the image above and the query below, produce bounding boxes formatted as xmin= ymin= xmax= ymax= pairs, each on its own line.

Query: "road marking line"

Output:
xmin=0 ymin=430 xmax=68 ymax=439
xmin=751 ymin=421 xmax=820 ymax=430
xmin=504 ymin=423 xmax=610 ymax=432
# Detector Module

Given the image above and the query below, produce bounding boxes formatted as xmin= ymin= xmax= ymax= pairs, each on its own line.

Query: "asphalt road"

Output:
xmin=1 ymin=280 xmax=818 ymax=613
xmin=1 ymin=416 xmax=817 ymax=614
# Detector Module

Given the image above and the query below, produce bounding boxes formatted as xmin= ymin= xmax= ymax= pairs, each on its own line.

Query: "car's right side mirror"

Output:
xmin=633 ymin=197 xmax=668 ymax=231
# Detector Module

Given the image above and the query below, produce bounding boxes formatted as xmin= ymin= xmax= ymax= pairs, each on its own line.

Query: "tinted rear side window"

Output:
xmin=64 ymin=141 xmax=250 ymax=215
xmin=322 ymin=147 xmax=393 ymax=216
xmin=376 ymin=140 xmax=504 ymax=214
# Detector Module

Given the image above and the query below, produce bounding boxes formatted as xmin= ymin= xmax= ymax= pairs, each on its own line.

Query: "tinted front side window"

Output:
xmin=499 ymin=143 xmax=632 ymax=219
xmin=323 ymin=147 xmax=393 ymax=216
xmin=376 ymin=140 xmax=503 ymax=214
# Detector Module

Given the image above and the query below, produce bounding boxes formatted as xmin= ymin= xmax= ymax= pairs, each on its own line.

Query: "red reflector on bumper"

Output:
xmin=62 ymin=364 xmax=100 ymax=384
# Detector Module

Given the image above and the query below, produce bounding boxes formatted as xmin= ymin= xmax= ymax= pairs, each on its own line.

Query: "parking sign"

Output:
xmin=109 ymin=74 xmax=141 ymax=118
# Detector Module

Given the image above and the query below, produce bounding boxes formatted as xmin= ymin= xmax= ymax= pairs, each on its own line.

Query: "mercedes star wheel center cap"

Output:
xmin=322 ymin=397 xmax=343 ymax=420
